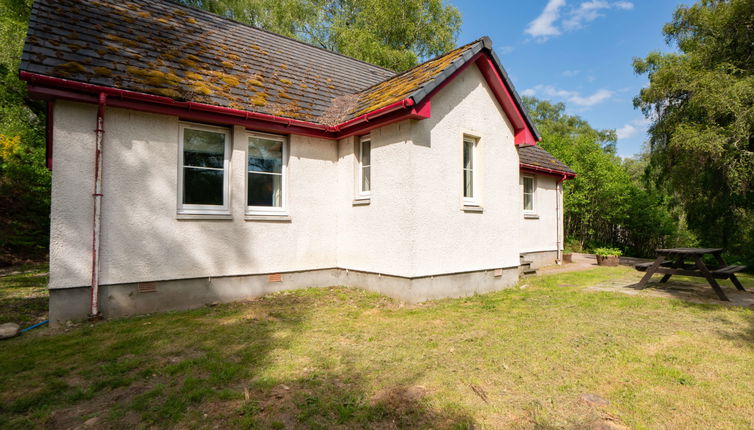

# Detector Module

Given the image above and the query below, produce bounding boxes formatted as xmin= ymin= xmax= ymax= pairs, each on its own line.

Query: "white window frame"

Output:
xmin=177 ymin=122 xmax=232 ymax=217
xmin=462 ymin=136 xmax=479 ymax=206
xmin=523 ymin=174 xmax=536 ymax=215
xmin=245 ymin=131 xmax=288 ymax=216
xmin=356 ymin=134 xmax=371 ymax=200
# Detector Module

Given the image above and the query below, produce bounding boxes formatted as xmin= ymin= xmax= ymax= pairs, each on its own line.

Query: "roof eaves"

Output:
xmin=487 ymin=49 xmax=541 ymax=141
xmin=406 ymin=40 xmax=485 ymax=103
xmin=405 ymin=36 xmax=541 ymax=142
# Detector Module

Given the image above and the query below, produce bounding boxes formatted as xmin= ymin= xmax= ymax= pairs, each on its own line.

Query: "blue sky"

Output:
xmin=453 ymin=0 xmax=687 ymax=157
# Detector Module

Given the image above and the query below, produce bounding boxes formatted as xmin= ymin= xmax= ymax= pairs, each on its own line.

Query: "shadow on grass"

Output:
xmin=0 ymin=290 xmax=474 ymax=429
xmin=619 ymin=277 xmax=754 ymax=348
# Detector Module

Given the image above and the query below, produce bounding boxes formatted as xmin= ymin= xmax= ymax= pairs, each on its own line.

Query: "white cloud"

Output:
xmin=616 ymin=118 xmax=651 ymax=140
xmin=524 ymin=84 xmax=613 ymax=107
xmin=614 ymin=1 xmax=634 ymax=10
xmin=525 ymin=1 xmax=634 ymax=40
xmin=616 ymin=123 xmax=637 ymax=139
xmin=524 ymin=0 xmax=566 ymax=40
xmin=562 ymin=69 xmax=580 ymax=77
xmin=569 ymin=89 xmax=613 ymax=106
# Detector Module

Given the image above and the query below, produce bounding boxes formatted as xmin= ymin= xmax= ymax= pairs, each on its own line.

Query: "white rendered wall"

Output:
xmin=50 ymin=101 xmax=338 ymax=289
xmin=50 ymin=65 xmax=551 ymax=289
xmin=520 ymin=173 xmax=561 ymax=253
xmin=335 ymin=120 xmax=417 ymax=277
xmin=409 ymin=65 xmax=521 ymax=276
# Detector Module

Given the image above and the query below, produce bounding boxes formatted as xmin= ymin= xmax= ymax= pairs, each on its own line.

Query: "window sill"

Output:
xmin=176 ymin=212 xmax=232 ymax=220
xmin=352 ymin=198 xmax=371 ymax=206
xmin=462 ymin=205 xmax=484 ymax=213
xmin=524 ymin=213 xmax=539 ymax=219
xmin=245 ymin=213 xmax=291 ymax=222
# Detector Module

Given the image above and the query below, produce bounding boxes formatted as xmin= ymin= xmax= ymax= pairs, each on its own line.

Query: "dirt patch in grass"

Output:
xmin=46 ymin=383 xmax=152 ymax=429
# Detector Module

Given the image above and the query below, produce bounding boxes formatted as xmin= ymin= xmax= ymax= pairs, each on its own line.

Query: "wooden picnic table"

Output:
xmin=634 ymin=248 xmax=747 ymax=301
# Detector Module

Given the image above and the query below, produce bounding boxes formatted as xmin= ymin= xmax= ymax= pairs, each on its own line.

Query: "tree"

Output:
xmin=0 ymin=0 xmax=50 ymax=265
xmin=633 ymin=0 xmax=754 ymax=265
xmin=523 ymin=97 xmax=691 ymax=257
xmin=175 ymin=0 xmax=461 ymax=71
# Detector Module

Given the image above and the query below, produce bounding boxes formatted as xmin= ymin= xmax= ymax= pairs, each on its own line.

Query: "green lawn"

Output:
xmin=1 ymin=267 xmax=753 ymax=429
xmin=0 ymin=265 xmax=48 ymax=326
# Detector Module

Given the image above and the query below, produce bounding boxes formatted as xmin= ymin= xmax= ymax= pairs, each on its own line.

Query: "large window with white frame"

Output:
xmin=358 ymin=134 xmax=371 ymax=198
xmin=462 ymin=136 xmax=478 ymax=205
xmin=178 ymin=123 xmax=231 ymax=215
xmin=523 ymin=175 xmax=535 ymax=213
xmin=247 ymin=132 xmax=287 ymax=214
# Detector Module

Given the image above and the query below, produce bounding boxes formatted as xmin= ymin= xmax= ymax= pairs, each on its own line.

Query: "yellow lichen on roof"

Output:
xmin=350 ymin=41 xmax=477 ymax=117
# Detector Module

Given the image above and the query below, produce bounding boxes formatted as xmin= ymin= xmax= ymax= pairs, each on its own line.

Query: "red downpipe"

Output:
xmin=90 ymin=92 xmax=106 ymax=318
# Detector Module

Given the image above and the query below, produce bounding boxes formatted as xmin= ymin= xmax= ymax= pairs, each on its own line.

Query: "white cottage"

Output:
xmin=21 ymin=0 xmax=575 ymax=325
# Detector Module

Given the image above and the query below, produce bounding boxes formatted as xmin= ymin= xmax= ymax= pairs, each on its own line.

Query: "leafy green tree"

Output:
xmin=524 ymin=97 xmax=691 ymax=257
xmin=175 ymin=0 xmax=461 ymax=71
xmin=633 ymin=0 xmax=754 ymax=265
xmin=0 ymin=0 xmax=49 ymax=264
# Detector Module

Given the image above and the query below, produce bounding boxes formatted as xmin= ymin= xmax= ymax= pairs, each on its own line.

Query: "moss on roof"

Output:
xmin=23 ymin=1 xmax=514 ymax=129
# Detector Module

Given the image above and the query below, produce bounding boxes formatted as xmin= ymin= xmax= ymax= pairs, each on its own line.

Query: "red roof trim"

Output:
xmin=474 ymin=55 xmax=538 ymax=146
xmin=520 ymin=163 xmax=576 ymax=179
xmin=21 ymin=49 xmax=540 ymax=145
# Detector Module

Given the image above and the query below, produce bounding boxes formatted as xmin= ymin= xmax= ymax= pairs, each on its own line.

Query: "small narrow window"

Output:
xmin=523 ymin=175 xmax=535 ymax=212
xmin=463 ymin=137 xmax=476 ymax=204
xmin=359 ymin=135 xmax=371 ymax=197
xmin=247 ymin=133 xmax=286 ymax=214
xmin=178 ymin=124 xmax=231 ymax=215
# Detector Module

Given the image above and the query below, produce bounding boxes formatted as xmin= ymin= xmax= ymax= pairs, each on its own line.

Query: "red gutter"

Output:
xmin=21 ymin=47 xmax=541 ymax=144
xmin=333 ymin=98 xmax=415 ymax=132
xmin=520 ymin=163 xmax=576 ymax=179
xmin=20 ymin=72 xmax=334 ymax=133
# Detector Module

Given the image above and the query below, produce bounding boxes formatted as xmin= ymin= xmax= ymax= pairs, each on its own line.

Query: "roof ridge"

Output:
xmin=350 ymin=38 xmax=485 ymax=98
xmin=159 ymin=0 xmax=397 ymax=75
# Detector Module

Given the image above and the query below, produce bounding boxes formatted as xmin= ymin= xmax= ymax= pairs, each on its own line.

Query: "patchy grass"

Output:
xmin=1 ymin=267 xmax=753 ymax=429
xmin=0 ymin=264 xmax=48 ymax=325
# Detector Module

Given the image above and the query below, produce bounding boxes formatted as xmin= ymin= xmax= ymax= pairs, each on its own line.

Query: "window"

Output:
xmin=463 ymin=137 xmax=477 ymax=204
xmin=178 ymin=124 xmax=231 ymax=215
xmin=358 ymin=135 xmax=371 ymax=197
xmin=247 ymin=133 xmax=287 ymax=214
xmin=523 ymin=175 xmax=535 ymax=212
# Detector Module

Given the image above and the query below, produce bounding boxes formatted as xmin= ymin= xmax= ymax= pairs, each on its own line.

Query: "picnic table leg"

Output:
xmin=638 ymin=255 xmax=665 ymax=289
xmin=729 ymin=275 xmax=746 ymax=292
xmin=713 ymin=253 xmax=746 ymax=291
xmin=693 ymin=255 xmax=729 ymax=301
xmin=659 ymin=257 xmax=681 ymax=283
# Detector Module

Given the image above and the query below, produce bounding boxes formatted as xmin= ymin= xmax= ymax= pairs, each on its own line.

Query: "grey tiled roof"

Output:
xmin=21 ymin=0 xmax=395 ymax=122
xmin=518 ymin=145 xmax=575 ymax=175
xmin=21 ymin=0 xmax=542 ymax=139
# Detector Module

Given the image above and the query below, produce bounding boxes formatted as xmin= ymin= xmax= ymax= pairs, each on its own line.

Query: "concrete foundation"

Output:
xmin=521 ymin=250 xmax=559 ymax=269
xmin=48 ymin=266 xmax=519 ymax=327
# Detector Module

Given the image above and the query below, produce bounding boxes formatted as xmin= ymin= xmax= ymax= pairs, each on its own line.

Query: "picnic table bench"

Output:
xmin=634 ymin=248 xmax=747 ymax=301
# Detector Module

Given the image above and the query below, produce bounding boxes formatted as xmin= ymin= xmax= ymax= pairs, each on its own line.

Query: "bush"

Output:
xmin=593 ymin=247 xmax=622 ymax=257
